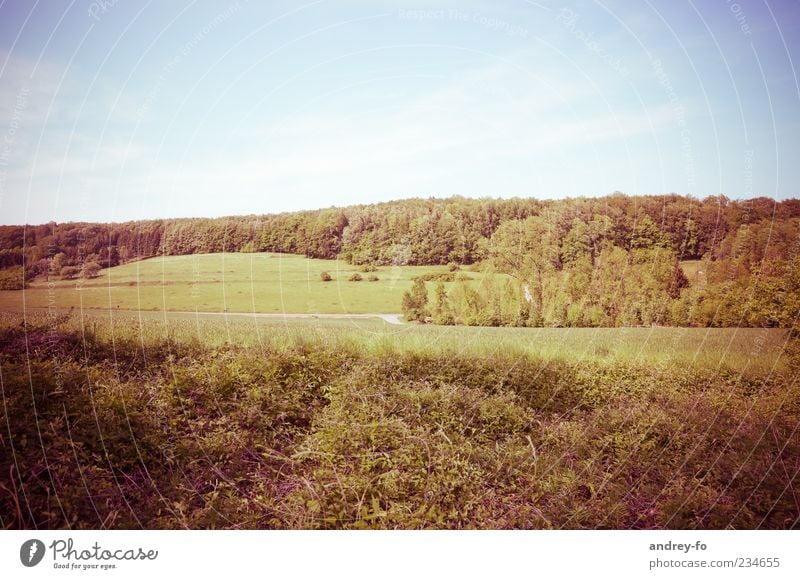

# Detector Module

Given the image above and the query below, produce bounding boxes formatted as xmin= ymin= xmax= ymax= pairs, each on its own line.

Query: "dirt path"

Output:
xmin=10 ymin=307 xmax=405 ymax=325
xmin=182 ymin=311 xmax=405 ymax=325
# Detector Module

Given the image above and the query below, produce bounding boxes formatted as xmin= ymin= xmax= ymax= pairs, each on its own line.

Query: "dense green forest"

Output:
xmin=1 ymin=193 xmax=799 ymax=327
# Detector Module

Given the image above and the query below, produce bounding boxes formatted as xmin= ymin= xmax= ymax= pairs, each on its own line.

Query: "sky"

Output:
xmin=0 ymin=0 xmax=799 ymax=224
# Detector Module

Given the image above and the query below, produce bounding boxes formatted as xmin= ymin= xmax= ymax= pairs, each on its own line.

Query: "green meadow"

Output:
xmin=0 ymin=252 xmax=472 ymax=314
xmin=1 ymin=310 xmax=797 ymax=529
xmin=3 ymin=309 xmax=787 ymax=375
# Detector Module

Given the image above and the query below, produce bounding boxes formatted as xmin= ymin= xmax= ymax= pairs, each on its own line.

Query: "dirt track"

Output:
xmin=10 ymin=307 xmax=405 ymax=325
xmin=178 ymin=311 xmax=404 ymax=325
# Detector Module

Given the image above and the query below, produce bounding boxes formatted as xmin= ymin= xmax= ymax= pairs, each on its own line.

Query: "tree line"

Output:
xmin=399 ymin=198 xmax=800 ymax=328
xmin=3 ymin=193 xmax=797 ymax=269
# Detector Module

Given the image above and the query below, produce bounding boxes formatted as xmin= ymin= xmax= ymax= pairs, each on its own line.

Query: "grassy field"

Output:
xmin=0 ymin=253 xmax=473 ymax=314
xmin=1 ymin=311 xmax=797 ymax=529
xmin=3 ymin=309 xmax=788 ymax=375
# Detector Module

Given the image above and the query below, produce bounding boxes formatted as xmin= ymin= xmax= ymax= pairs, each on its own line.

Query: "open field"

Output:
xmin=0 ymin=253 xmax=477 ymax=314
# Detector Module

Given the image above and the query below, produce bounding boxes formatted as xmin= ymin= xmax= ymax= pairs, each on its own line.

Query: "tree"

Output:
xmin=631 ymin=214 xmax=668 ymax=250
xmin=667 ymin=260 xmax=690 ymax=298
xmin=402 ymin=278 xmax=429 ymax=322
xmin=81 ymin=261 xmax=102 ymax=279
xmin=560 ymin=219 xmax=590 ymax=266
xmin=432 ymin=281 xmax=454 ymax=325
xmin=60 ymin=266 xmax=81 ymax=280
xmin=50 ymin=252 xmax=66 ymax=276
xmin=0 ymin=266 xmax=26 ymax=290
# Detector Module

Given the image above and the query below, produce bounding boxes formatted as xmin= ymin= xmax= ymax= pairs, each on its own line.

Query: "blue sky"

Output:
xmin=0 ymin=0 xmax=799 ymax=224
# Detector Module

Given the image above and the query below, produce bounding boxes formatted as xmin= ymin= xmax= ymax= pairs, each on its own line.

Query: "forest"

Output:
xmin=1 ymin=193 xmax=799 ymax=328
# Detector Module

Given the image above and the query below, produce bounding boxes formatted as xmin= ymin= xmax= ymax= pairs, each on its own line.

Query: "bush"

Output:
xmin=414 ymin=272 xmax=473 ymax=283
xmin=81 ymin=261 xmax=102 ymax=279
xmin=367 ymin=274 xmax=379 ymax=282
xmin=0 ymin=266 xmax=26 ymax=290
xmin=358 ymin=264 xmax=378 ymax=273
xmin=320 ymin=271 xmax=333 ymax=282
xmin=60 ymin=266 xmax=82 ymax=280
xmin=402 ymin=278 xmax=429 ymax=322
xmin=349 ymin=273 xmax=363 ymax=282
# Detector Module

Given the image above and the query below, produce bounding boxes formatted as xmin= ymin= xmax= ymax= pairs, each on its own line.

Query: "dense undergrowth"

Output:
xmin=1 ymin=316 xmax=798 ymax=529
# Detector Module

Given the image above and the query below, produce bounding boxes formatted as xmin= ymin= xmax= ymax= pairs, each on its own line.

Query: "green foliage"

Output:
xmin=1 ymin=194 xmax=797 ymax=274
xmin=81 ymin=261 xmax=102 ymax=279
xmin=432 ymin=282 xmax=455 ymax=325
xmin=50 ymin=252 xmax=66 ymax=274
xmin=320 ymin=271 xmax=333 ymax=282
xmin=402 ymin=278 xmax=429 ymax=322
xmin=59 ymin=265 xmax=81 ymax=280
xmin=0 ymin=266 xmax=25 ymax=290
xmin=412 ymin=271 xmax=470 ymax=282
xmin=667 ymin=259 xmax=690 ymax=298
xmin=631 ymin=214 xmax=670 ymax=250
xmin=437 ymin=207 xmax=799 ymax=328
xmin=348 ymin=273 xmax=363 ymax=282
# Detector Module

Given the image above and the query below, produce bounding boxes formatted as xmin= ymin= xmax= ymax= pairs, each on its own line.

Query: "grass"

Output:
xmin=1 ymin=312 xmax=797 ymax=529
xmin=0 ymin=252 xmax=476 ymax=314
xmin=679 ymin=259 xmax=705 ymax=284
xmin=0 ymin=310 xmax=788 ymax=375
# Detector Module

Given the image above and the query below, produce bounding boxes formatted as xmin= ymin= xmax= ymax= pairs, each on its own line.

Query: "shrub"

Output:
xmin=358 ymin=264 xmax=378 ymax=273
xmin=81 ymin=261 xmax=102 ymax=279
xmin=402 ymin=278 xmax=429 ymax=322
xmin=349 ymin=273 xmax=363 ymax=282
xmin=60 ymin=266 xmax=82 ymax=280
xmin=0 ymin=266 xmax=26 ymax=290
xmin=367 ymin=274 xmax=379 ymax=282
xmin=414 ymin=272 xmax=473 ymax=283
xmin=320 ymin=271 xmax=333 ymax=282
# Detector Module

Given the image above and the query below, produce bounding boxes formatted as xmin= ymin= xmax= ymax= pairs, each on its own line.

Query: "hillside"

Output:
xmin=1 ymin=193 xmax=799 ymax=328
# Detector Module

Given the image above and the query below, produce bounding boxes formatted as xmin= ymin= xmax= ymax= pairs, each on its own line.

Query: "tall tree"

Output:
xmin=402 ymin=278 xmax=429 ymax=322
